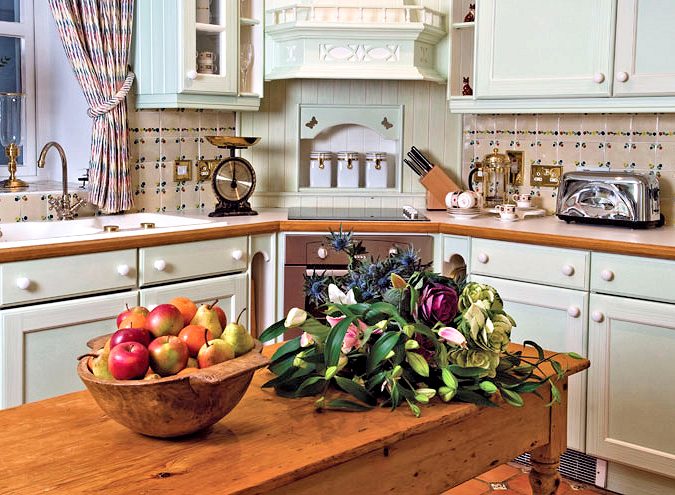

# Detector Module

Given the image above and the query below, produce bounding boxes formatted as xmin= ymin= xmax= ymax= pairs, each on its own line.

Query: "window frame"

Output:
xmin=0 ymin=0 xmax=36 ymax=179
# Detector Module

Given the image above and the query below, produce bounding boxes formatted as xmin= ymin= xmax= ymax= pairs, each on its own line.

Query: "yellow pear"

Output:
xmin=222 ymin=308 xmax=254 ymax=356
xmin=81 ymin=338 xmax=113 ymax=380
xmin=190 ymin=299 xmax=223 ymax=338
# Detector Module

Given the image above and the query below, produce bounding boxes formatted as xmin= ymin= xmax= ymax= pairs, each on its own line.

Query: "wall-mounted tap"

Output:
xmin=37 ymin=142 xmax=85 ymax=220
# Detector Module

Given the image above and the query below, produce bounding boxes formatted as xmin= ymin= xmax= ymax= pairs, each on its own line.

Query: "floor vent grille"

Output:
xmin=514 ymin=449 xmax=603 ymax=487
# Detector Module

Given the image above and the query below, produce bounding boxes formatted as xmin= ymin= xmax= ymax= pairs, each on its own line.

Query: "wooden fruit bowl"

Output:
xmin=77 ymin=336 xmax=269 ymax=438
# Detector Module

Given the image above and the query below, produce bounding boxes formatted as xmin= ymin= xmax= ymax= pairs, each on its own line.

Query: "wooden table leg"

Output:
xmin=528 ymin=378 xmax=568 ymax=495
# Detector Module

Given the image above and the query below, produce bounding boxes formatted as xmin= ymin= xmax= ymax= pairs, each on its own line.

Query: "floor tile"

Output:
xmin=478 ymin=464 xmax=521 ymax=483
xmin=443 ymin=478 xmax=490 ymax=495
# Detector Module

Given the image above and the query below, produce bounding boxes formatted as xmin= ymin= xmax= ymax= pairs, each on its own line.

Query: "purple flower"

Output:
xmin=418 ymin=282 xmax=459 ymax=326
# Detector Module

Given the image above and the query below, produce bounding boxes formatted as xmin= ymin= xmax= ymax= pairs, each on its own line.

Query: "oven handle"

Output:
xmin=305 ymin=269 xmax=350 ymax=277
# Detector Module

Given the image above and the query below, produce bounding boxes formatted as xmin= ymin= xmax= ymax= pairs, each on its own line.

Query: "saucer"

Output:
xmin=447 ymin=207 xmax=481 ymax=217
xmin=496 ymin=216 xmax=519 ymax=222
xmin=449 ymin=211 xmax=481 ymax=219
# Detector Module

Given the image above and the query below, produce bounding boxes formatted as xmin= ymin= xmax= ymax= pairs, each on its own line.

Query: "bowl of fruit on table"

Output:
xmin=77 ymin=297 xmax=269 ymax=438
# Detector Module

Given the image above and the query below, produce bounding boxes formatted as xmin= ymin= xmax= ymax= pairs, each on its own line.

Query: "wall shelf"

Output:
xmin=297 ymin=104 xmax=403 ymax=193
xmin=451 ymin=21 xmax=475 ymax=29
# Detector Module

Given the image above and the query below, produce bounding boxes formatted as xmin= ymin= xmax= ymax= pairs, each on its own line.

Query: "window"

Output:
xmin=0 ymin=0 xmax=35 ymax=175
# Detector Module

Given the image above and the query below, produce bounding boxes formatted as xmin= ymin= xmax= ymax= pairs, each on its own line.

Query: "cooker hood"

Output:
xmin=265 ymin=0 xmax=447 ymax=82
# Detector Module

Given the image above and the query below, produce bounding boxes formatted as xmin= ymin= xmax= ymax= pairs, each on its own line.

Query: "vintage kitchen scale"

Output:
xmin=206 ymin=136 xmax=260 ymax=217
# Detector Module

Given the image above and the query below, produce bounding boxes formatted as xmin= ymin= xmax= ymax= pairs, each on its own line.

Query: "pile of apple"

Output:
xmin=84 ymin=297 xmax=254 ymax=381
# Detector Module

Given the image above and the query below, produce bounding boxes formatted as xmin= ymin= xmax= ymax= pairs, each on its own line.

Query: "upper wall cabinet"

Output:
xmin=264 ymin=0 xmax=447 ymax=82
xmin=475 ymin=0 xmax=615 ymax=98
xmin=133 ymin=0 xmax=264 ymax=111
xmin=613 ymin=0 xmax=675 ymax=96
xmin=450 ymin=0 xmax=675 ymax=113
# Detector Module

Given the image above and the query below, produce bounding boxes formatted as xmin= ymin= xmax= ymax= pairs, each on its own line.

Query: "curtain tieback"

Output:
xmin=87 ymin=71 xmax=135 ymax=118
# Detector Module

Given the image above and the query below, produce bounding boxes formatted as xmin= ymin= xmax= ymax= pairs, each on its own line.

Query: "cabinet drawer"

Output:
xmin=0 ymin=250 xmax=137 ymax=307
xmin=470 ymin=239 xmax=589 ymax=290
xmin=591 ymin=253 xmax=675 ymax=303
xmin=139 ymin=237 xmax=247 ymax=286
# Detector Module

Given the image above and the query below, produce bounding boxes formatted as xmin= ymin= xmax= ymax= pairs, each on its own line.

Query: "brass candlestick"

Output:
xmin=0 ymin=142 xmax=27 ymax=189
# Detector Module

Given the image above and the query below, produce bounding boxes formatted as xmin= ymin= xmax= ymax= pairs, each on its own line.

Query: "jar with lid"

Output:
xmin=336 ymin=151 xmax=359 ymax=188
xmin=309 ymin=151 xmax=332 ymax=188
xmin=365 ymin=152 xmax=387 ymax=188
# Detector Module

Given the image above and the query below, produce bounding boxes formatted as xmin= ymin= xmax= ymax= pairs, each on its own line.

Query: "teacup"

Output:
xmin=512 ymin=193 xmax=532 ymax=208
xmin=457 ymin=191 xmax=481 ymax=209
xmin=496 ymin=203 xmax=517 ymax=220
xmin=445 ymin=191 xmax=461 ymax=209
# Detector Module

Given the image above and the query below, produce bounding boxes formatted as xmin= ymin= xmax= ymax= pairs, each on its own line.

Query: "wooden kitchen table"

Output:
xmin=0 ymin=347 xmax=588 ymax=495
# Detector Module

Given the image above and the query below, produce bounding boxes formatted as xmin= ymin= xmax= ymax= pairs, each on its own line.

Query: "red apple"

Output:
xmin=178 ymin=325 xmax=213 ymax=357
xmin=197 ymin=339 xmax=234 ymax=369
xmin=116 ymin=305 xmax=149 ymax=328
xmin=148 ymin=336 xmax=189 ymax=376
xmin=108 ymin=342 xmax=150 ymax=380
xmin=145 ymin=304 xmax=184 ymax=338
xmin=110 ymin=327 xmax=151 ymax=349
xmin=213 ymin=305 xmax=227 ymax=328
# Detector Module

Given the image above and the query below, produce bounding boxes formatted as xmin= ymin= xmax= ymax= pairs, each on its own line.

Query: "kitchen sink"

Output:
xmin=0 ymin=213 xmax=214 ymax=243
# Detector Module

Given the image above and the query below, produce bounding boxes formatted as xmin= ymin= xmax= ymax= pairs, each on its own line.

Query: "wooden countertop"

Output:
xmin=0 ymin=346 xmax=589 ymax=494
xmin=0 ymin=209 xmax=673 ymax=262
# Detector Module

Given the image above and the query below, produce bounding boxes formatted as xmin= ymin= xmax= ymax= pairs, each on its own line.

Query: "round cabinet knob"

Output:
xmin=186 ymin=70 xmax=198 ymax=80
xmin=317 ymin=247 xmax=328 ymax=260
xmin=153 ymin=259 xmax=167 ymax=272
xmin=388 ymin=246 xmax=398 ymax=256
xmin=561 ymin=264 xmax=575 ymax=277
xmin=567 ymin=306 xmax=581 ymax=318
xmin=593 ymin=72 xmax=605 ymax=83
xmin=592 ymin=311 xmax=605 ymax=323
xmin=231 ymin=249 xmax=244 ymax=261
xmin=16 ymin=277 xmax=31 ymax=290
xmin=616 ymin=71 xmax=629 ymax=83
xmin=600 ymin=269 xmax=615 ymax=282
xmin=117 ymin=264 xmax=131 ymax=276
xmin=477 ymin=252 xmax=489 ymax=264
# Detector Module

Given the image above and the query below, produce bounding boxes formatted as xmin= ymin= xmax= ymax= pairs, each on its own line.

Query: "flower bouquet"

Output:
xmin=259 ymin=228 xmax=580 ymax=416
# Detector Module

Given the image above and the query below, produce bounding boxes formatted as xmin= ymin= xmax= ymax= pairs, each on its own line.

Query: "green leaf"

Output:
xmin=258 ymin=319 xmax=287 ymax=343
xmin=324 ymin=316 xmax=354 ymax=368
xmin=500 ymin=388 xmax=524 ymax=407
xmin=366 ymin=371 xmax=386 ymax=391
xmin=268 ymin=353 xmax=297 ymax=376
xmin=441 ymin=367 xmax=458 ymax=390
xmin=296 ymin=376 xmax=324 ymax=394
xmin=406 ymin=399 xmax=422 ymax=418
xmin=366 ymin=331 xmax=401 ymax=372
xmin=523 ymin=340 xmax=545 ymax=361
xmin=325 ymin=399 xmax=373 ymax=412
xmin=271 ymin=337 xmax=302 ymax=362
xmin=448 ymin=365 xmax=491 ymax=378
xmin=567 ymin=352 xmax=583 ymax=359
xmin=334 ymin=376 xmax=377 ymax=406
xmin=551 ymin=359 xmax=565 ymax=380
xmin=545 ymin=379 xmax=562 ymax=407
xmin=262 ymin=365 xmax=313 ymax=388
xmin=406 ymin=352 xmax=430 ymax=377
xmin=455 ymin=389 xmax=497 ymax=408
xmin=479 ymin=381 xmax=498 ymax=394
xmin=301 ymin=318 xmax=332 ymax=342
xmin=512 ymin=381 xmax=546 ymax=394
xmin=390 ymin=382 xmax=401 ymax=410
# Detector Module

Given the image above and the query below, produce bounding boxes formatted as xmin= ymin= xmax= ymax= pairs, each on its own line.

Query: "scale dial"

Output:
xmin=209 ymin=157 xmax=258 ymax=217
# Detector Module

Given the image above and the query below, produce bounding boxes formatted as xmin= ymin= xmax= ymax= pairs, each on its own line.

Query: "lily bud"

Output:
xmin=391 ymin=365 xmax=403 ymax=379
xmin=375 ymin=319 xmax=388 ymax=330
xmin=403 ymin=324 xmax=416 ymax=338
xmin=284 ymin=307 xmax=307 ymax=328
xmin=337 ymin=354 xmax=348 ymax=371
xmin=404 ymin=339 xmax=420 ymax=350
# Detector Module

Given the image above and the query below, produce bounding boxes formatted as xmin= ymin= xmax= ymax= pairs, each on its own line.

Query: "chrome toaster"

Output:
xmin=556 ymin=171 xmax=664 ymax=228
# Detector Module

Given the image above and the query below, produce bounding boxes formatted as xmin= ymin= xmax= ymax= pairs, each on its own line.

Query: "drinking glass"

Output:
xmin=240 ymin=43 xmax=253 ymax=92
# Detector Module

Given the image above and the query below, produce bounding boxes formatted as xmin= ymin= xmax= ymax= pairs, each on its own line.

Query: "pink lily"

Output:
xmin=300 ymin=332 xmax=314 ymax=347
xmin=326 ymin=316 xmax=369 ymax=353
xmin=438 ymin=327 xmax=468 ymax=348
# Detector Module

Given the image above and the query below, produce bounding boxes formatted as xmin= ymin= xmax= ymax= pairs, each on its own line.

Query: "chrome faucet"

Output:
xmin=37 ymin=142 xmax=85 ymax=220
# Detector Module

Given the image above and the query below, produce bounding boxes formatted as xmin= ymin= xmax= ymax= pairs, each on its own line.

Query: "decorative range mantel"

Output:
xmin=264 ymin=0 xmax=447 ymax=82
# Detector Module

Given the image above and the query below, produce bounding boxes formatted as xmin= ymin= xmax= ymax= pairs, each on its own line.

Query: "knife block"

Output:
xmin=419 ymin=166 xmax=460 ymax=210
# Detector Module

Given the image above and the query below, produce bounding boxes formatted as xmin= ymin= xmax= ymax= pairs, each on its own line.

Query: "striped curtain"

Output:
xmin=48 ymin=0 xmax=134 ymax=213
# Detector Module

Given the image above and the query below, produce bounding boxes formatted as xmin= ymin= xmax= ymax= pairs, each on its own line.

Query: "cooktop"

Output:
xmin=287 ymin=206 xmax=429 ymax=222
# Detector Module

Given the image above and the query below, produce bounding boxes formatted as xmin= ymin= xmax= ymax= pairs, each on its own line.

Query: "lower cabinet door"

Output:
xmin=471 ymin=275 xmax=588 ymax=452
xmin=0 ymin=291 xmax=139 ymax=409
xmin=139 ymin=273 xmax=247 ymax=330
xmin=587 ymin=294 xmax=675 ymax=478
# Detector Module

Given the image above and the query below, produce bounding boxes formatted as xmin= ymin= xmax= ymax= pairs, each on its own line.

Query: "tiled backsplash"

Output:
xmin=462 ymin=113 xmax=675 ymax=224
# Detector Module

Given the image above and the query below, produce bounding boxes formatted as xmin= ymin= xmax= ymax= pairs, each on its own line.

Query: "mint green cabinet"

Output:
xmin=475 ymin=0 xmax=616 ymax=98
xmin=0 ymin=292 xmax=139 ymax=409
xmin=471 ymin=274 xmax=588 ymax=452
xmin=586 ymin=293 xmax=675 ymax=478
xmin=133 ymin=0 xmax=263 ymax=110
xmin=614 ymin=0 xmax=675 ymax=96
